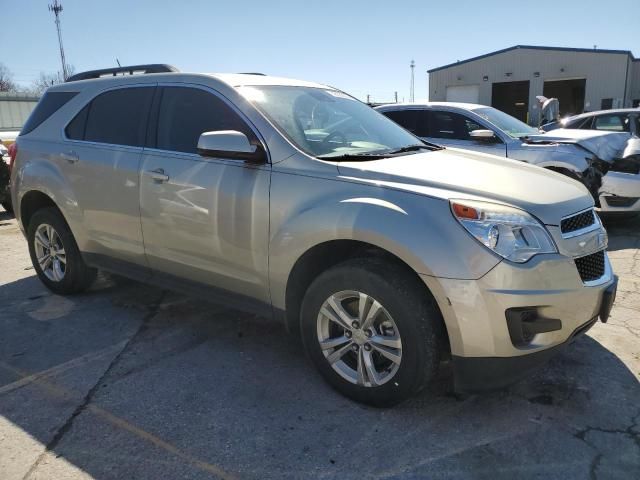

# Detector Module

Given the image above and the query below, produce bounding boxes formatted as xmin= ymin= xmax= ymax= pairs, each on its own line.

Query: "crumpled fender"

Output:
xmin=526 ymin=129 xmax=629 ymax=162
xmin=507 ymin=141 xmax=591 ymax=173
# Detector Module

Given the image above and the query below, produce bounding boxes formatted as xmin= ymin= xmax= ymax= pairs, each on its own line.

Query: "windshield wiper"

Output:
xmin=317 ymin=152 xmax=392 ymax=161
xmin=382 ymin=143 xmax=443 ymax=154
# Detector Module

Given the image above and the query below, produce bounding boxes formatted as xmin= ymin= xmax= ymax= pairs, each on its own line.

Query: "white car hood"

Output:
xmin=525 ymin=129 xmax=631 ymax=162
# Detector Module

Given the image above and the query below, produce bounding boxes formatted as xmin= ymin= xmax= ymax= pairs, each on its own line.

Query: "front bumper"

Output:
xmin=421 ymin=251 xmax=616 ymax=392
xmin=598 ymin=171 xmax=640 ymax=212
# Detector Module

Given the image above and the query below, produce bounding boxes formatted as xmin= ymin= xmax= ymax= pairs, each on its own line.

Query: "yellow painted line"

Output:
xmin=0 ymin=341 xmax=126 ymax=396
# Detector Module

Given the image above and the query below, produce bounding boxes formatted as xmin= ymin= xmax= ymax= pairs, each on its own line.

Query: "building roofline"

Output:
xmin=427 ymin=45 xmax=637 ymax=73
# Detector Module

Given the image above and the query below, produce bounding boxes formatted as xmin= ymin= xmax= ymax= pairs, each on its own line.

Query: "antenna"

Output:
xmin=48 ymin=0 xmax=69 ymax=81
xmin=410 ymin=60 xmax=415 ymax=102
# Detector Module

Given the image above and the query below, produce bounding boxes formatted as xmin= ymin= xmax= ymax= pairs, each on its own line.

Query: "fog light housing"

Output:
xmin=506 ymin=308 xmax=562 ymax=347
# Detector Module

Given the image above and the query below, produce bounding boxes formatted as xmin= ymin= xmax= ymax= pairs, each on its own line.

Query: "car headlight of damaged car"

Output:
xmin=451 ymin=200 xmax=557 ymax=263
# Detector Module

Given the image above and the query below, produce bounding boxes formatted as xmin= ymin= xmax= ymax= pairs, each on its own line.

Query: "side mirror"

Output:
xmin=469 ymin=129 xmax=496 ymax=141
xmin=197 ymin=130 xmax=266 ymax=163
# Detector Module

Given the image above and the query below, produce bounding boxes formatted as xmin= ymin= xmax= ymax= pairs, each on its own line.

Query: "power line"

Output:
xmin=48 ymin=0 xmax=69 ymax=80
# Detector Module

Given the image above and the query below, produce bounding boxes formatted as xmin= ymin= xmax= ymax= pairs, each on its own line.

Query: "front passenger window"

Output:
xmin=155 ymin=87 xmax=253 ymax=154
xmin=593 ymin=115 xmax=629 ymax=132
xmin=428 ymin=111 xmax=472 ymax=140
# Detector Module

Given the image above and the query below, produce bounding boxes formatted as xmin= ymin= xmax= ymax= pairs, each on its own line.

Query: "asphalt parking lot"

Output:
xmin=0 ymin=206 xmax=638 ymax=480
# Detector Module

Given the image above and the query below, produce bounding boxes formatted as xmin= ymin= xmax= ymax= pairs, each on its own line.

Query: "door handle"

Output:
xmin=149 ymin=168 xmax=169 ymax=183
xmin=61 ymin=151 xmax=79 ymax=164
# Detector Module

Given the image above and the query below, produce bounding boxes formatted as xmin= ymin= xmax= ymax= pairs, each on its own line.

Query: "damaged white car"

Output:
xmin=376 ymin=103 xmax=640 ymax=213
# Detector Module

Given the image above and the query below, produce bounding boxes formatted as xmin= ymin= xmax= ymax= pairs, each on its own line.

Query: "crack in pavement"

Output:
xmin=20 ymin=290 xmax=167 ymax=480
xmin=572 ymin=409 xmax=640 ymax=480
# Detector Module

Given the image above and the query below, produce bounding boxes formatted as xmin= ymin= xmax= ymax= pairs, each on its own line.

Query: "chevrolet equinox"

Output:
xmin=11 ymin=64 xmax=617 ymax=406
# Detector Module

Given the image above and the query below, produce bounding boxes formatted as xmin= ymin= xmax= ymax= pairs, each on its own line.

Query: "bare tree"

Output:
xmin=31 ymin=65 xmax=76 ymax=94
xmin=0 ymin=63 xmax=17 ymax=92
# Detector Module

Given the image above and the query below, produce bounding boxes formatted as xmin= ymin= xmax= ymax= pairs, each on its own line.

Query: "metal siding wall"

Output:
xmin=630 ymin=61 xmax=640 ymax=104
xmin=0 ymin=99 xmax=38 ymax=130
xmin=428 ymin=48 xmax=631 ymax=122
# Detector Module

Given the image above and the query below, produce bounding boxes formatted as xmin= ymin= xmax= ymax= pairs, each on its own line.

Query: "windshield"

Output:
xmin=238 ymin=85 xmax=426 ymax=158
xmin=473 ymin=107 xmax=538 ymax=138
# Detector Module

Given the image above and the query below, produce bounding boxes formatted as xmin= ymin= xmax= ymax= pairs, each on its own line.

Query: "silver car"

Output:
xmin=377 ymin=103 xmax=640 ymax=213
xmin=11 ymin=65 xmax=617 ymax=406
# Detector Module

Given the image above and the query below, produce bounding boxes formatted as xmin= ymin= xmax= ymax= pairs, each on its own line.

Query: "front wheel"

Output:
xmin=300 ymin=258 xmax=444 ymax=407
xmin=27 ymin=207 xmax=96 ymax=294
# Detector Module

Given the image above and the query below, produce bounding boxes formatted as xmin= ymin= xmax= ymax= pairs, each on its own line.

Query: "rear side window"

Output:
xmin=21 ymin=91 xmax=78 ymax=135
xmin=66 ymin=87 xmax=155 ymax=147
xmin=382 ymin=110 xmax=429 ymax=137
xmin=154 ymin=87 xmax=252 ymax=154
xmin=65 ymin=105 xmax=89 ymax=140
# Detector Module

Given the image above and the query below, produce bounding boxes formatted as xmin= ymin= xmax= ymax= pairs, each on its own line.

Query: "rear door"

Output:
xmin=63 ymin=85 xmax=155 ymax=269
xmin=139 ymin=85 xmax=271 ymax=305
xmin=424 ymin=110 xmax=507 ymax=156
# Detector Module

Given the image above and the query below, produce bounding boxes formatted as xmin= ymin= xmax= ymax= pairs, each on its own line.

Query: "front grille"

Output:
xmin=574 ymin=250 xmax=605 ymax=282
xmin=603 ymin=196 xmax=640 ymax=208
xmin=561 ymin=210 xmax=595 ymax=234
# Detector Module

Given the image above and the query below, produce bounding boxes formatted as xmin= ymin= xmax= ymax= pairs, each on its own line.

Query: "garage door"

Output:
xmin=445 ymin=85 xmax=480 ymax=103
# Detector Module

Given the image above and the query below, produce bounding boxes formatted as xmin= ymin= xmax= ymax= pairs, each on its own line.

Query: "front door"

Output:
xmin=139 ymin=85 xmax=271 ymax=304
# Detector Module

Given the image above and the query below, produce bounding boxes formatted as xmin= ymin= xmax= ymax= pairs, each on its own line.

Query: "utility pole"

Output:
xmin=48 ymin=0 xmax=69 ymax=81
xmin=410 ymin=60 xmax=415 ymax=102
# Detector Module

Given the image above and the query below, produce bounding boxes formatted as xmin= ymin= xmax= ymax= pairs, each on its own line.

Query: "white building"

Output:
xmin=0 ymin=92 xmax=39 ymax=133
xmin=428 ymin=45 xmax=640 ymax=124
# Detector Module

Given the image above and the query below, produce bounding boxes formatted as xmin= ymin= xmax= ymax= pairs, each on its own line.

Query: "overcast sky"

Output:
xmin=2 ymin=0 xmax=639 ymax=101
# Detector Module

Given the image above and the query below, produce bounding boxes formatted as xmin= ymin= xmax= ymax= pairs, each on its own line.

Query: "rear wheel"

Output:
xmin=300 ymin=258 xmax=443 ymax=407
xmin=27 ymin=208 xmax=96 ymax=294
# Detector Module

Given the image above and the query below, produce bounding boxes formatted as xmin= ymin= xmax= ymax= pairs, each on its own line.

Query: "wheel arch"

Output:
xmin=282 ymin=239 xmax=451 ymax=356
xmin=19 ymin=190 xmax=65 ymax=230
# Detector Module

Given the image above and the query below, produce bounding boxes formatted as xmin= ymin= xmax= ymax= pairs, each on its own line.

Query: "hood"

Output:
xmin=525 ymin=129 xmax=629 ymax=162
xmin=337 ymin=147 xmax=593 ymax=226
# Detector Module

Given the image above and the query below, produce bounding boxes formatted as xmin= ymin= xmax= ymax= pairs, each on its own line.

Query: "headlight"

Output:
xmin=450 ymin=200 xmax=557 ymax=263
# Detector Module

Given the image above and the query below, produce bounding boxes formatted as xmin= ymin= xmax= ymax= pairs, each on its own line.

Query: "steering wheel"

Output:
xmin=321 ymin=130 xmax=348 ymax=149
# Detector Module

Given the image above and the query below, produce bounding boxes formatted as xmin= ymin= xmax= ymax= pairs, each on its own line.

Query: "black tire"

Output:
xmin=27 ymin=207 xmax=97 ymax=294
xmin=300 ymin=258 xmax=444 ymax=407
xmin=1 ymin=201 xmax=12 ymax=214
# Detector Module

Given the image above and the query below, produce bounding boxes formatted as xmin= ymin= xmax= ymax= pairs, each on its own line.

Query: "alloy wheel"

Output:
xmin=33 ymin=223 xmax=67 ymax=282
xmin=316 ymin=290 xmax=402 ymax=387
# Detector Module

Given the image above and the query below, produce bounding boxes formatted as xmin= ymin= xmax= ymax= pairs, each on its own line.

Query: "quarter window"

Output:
xmin=66 ymin=87 xmax=155 ymax=146
xmin=21 ymin=91 xmax=78 ymax=135
xmin=155 ymin=87 xmax=253 ymax=154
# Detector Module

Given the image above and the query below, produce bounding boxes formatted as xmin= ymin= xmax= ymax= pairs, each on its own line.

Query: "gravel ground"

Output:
xmin=1 ymin=206 xmax=638 ymax=480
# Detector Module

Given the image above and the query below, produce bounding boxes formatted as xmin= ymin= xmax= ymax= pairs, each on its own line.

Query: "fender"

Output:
xmin=268 ymin=171 xmax=501 ymax=312
xmin=507 ymin=142 xmax=591 ymax=173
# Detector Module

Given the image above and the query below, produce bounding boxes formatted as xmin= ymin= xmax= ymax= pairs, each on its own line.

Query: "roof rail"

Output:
xmin=238 ymin=72 xmax=266 ymax=76
xmin=66 ymin=64 xmax=179 ymax=82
